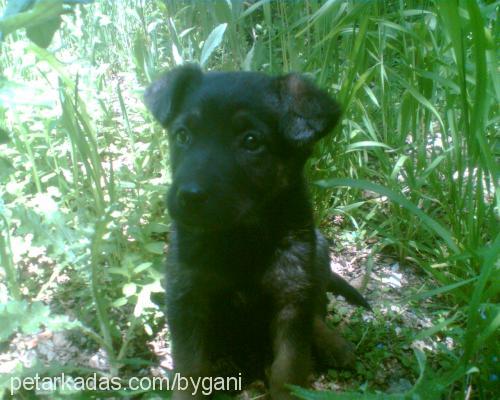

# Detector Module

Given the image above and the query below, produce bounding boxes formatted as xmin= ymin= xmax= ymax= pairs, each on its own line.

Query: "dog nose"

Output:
xmin=176 ymin=184 xmax=208 ymax=209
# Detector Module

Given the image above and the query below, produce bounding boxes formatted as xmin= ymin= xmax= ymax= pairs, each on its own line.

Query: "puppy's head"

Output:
xmin=145 ymin=65 xmax=341 ymax=231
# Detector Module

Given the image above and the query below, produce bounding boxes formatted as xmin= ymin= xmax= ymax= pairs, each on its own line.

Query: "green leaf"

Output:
xmin=134 ymin=262 xmax=153 ymax=274
xmin=464 ymin=234 xmax=500 ymax=359
xmin=26 ymin=15 xmax=61 ymax=48
xmin=345 ymin=140 xmax=392 ymax=153
xmin=123 ymin=283 xmax=137 ymax=297
xmin=0 ymin=0 xmax=63 ymax=37
xmin=148 ymin=222 xmax=169 ymax=233
xmin=239 ymin=0 xmax=270 ymax=19
xmin=405 ymin=277 xmax=477 ymax=302
xmin=144 ymin=241 xmax=165 ymax=255
xmin=242 ymin=41 xmax=255 ymax=71
xmin=392 ymin=71 xmax=445 ymax=130
xmin=0 ymin=300 xmax=79 ymax=341
xmin=413 ymin=314 xmax=458 ymax=341
xmin=112 ymin=297 xmax=128 ymax=308
xmin=0 ymin=127 xmax=10 ymax=143
xmin=133 ymin=282 xmax=163 ymax=317
xmin=317 ymin=178 xmax=459 ymax=253
xmin=200 ymin=23 xmax=227 ymax=67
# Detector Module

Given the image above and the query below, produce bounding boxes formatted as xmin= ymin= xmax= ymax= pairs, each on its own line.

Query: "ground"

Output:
xmin=1 ymin=232 xmax=448 ymax=398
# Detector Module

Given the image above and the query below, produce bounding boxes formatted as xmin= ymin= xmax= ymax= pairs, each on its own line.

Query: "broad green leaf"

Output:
xmin=200 ymin=23 xmax=227 ymax=67
xmin=148 ymin=222 xmax=169 ymax=233
xmin=112 ymin=297 xmax=128 ymax=308
xmin=0 ymin=0 xmax=63 ymax=36
xmin=134 ymin=262 xmax=153 ymax=274
xmin=123 ymin=283 xmax=137 ymax=297
xmin=145 ymin=241 xmax=165 ymax=255
xmin=133 ymin=282 xmax=163 ymax=317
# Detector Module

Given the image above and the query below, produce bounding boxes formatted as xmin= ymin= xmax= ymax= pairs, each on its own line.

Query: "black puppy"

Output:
xmin=145 ymin=65 xmax=370 ymax=399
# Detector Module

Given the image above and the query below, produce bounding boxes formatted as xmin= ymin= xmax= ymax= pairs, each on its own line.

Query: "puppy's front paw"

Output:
xmin=313 ymin=318 xmax=356 ymax=370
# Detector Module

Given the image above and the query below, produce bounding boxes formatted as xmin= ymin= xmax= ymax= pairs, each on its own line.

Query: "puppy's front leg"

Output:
xmin=269 ymin=303 xmax=313 ymax=399
xmin=171 ymin=324 xmax=211 ymax=400
xmin=265 ymin=238 xmax=315 ymax=399
xmin=168 ymin=294 xmax=212 ymax=399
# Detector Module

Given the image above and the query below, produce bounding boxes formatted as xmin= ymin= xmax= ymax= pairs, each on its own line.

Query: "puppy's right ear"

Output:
xmin=276 ymin=74 xmax=342 ymax=149
xmin=144 ymin=64 xmax=203 ymax=127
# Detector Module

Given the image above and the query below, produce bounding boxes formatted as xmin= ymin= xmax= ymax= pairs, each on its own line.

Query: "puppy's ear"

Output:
xmin=144 ymin=64 xmax=203 ymax=126
xmin=277 ymin=74 xmax=341 ymax=148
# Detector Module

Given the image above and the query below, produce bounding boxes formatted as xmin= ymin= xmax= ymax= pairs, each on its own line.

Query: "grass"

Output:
xmin=0 ymin=0 xmax=498 ymax=399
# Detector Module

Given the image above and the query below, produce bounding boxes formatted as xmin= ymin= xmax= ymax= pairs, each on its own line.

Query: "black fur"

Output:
xmin=145 ymin=65 xmax=370 ymax=399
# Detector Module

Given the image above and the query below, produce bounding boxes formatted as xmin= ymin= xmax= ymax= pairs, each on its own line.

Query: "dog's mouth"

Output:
xmin=167 ymin=201 xmax=232 ymax=232
xmin=170 ymin=209 xmax=224 ymax=231
xmin=167 ymin=191 xmax=257 ymax=232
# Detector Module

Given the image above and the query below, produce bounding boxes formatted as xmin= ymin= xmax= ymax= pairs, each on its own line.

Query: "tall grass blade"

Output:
xmin=317 ymin=178 xmax=460 ymax=254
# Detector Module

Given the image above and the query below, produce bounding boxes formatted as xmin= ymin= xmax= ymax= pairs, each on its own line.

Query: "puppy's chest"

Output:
xmin=176 ymin=253 xmax=273 ymax=321
xmin=193 ymin=267 xmax=271 ymax=310
xmin=171 ymin=229 xmax=280 ymax=312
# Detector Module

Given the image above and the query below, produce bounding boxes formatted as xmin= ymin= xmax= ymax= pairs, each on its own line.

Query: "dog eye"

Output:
xmin=241 ymin=132 xmax=263 ymax=151
xmin=173 ymin=128 xmax=191 ymax=146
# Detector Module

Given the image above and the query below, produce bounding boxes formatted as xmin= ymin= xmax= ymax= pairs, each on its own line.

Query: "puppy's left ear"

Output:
xmin=277 ymin=74 xmax=342 ymax=148
xmin=144 ymin=64 xmax=203 ymax=127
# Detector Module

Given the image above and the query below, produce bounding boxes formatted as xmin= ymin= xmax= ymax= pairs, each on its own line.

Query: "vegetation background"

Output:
xmin=0 ymin=0 xmax=498 ymax=399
